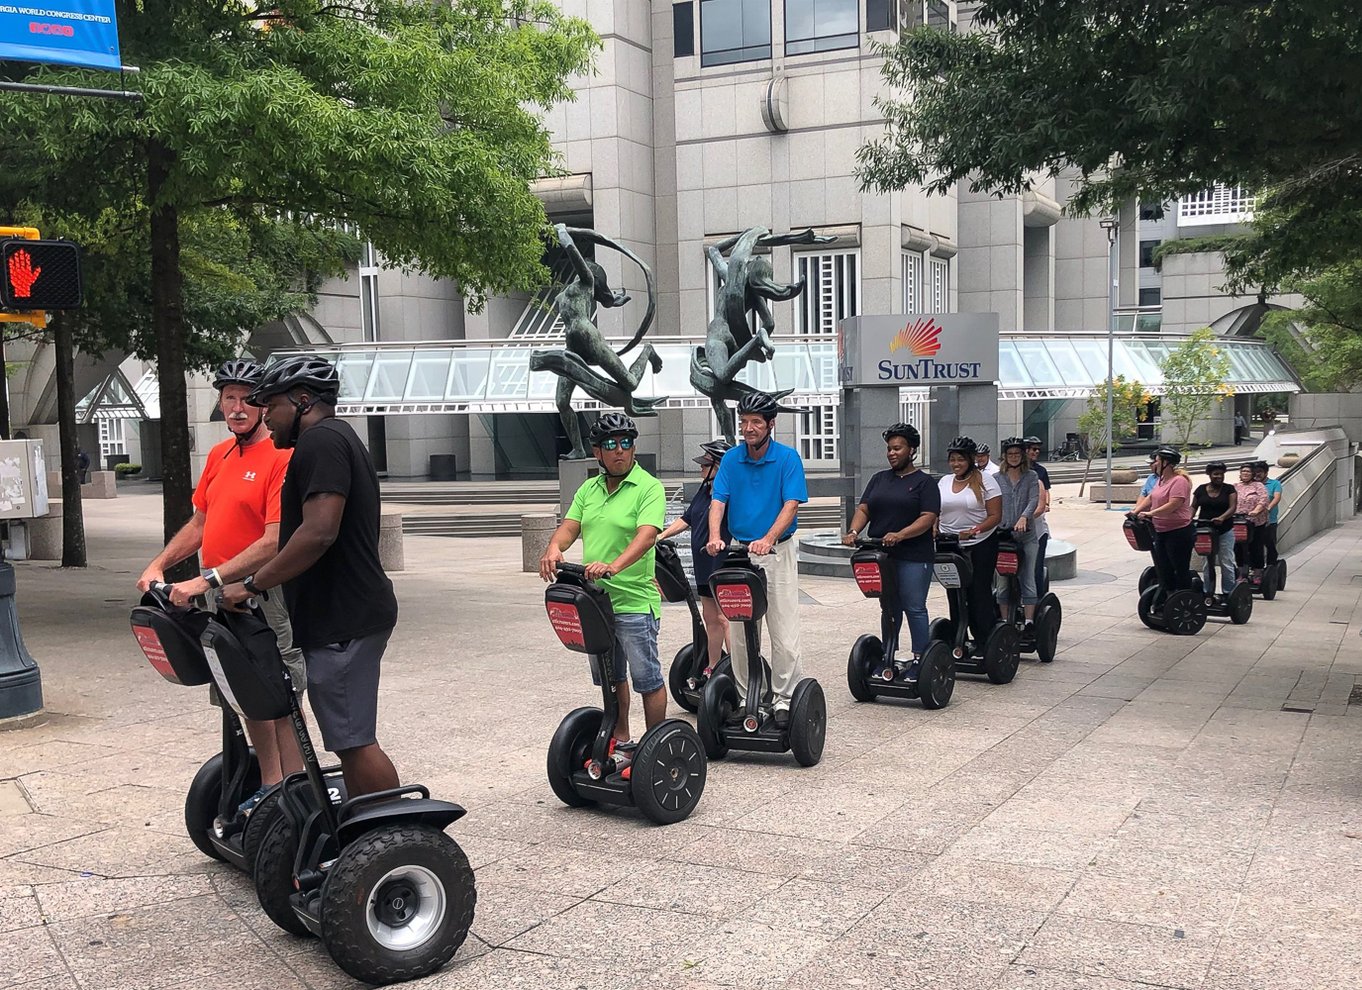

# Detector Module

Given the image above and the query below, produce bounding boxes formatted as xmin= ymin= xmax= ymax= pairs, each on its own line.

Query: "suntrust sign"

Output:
xmin=838 ymin=313 xmax=999 ymax=388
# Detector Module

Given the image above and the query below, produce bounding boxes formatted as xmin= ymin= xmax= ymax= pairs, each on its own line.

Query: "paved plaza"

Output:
xmin=3 ymin=485 xmax=1361 ymax=990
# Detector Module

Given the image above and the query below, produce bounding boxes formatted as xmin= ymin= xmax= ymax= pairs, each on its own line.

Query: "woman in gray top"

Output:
xmin=994 ymin=437 xmax=1041 ymax=639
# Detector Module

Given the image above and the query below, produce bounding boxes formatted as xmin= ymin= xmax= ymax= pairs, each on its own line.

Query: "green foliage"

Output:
xmin=114 ymin=463 xmax=143 ymax=476
xmin=1259 ymin=262 xmax=1362 ymax=392
xmin=1160 ymin=329 xmax=1234 ymax=452
xmin=857 ymin=2 xmax=1362 ymax=283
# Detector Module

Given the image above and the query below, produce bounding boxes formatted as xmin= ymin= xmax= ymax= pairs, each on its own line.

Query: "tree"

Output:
xmin=1160 ymin=329 xmax=1234 ymax=453
xmin=1076 ymin=375 xmax=1149 ymax=496
xmin=0 ymin=0 xmax=597 ymax=554
xmin=1257 ymin=262 xmax=1362 ymax=393
xmin=856 ymin=1 xmax=1362 ymax=281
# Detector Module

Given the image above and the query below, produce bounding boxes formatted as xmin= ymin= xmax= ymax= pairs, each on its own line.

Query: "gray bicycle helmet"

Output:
xmin=588 ymin=412 xmax=639 ymax=446
xmin=1152 ymin=445 xmax=1181 ymax=465
xmin=976 ymin=443 xmax=991 ymax=456
xmin=1000 ymin=436 xmax=1026 ymax=453
xmin=946 ymin=435 xmax=978 ymax=459
xmin=694 ymin=438 xmax=732 ymax=464
xmin=736 ymin=391 xmax=781 ymax=420
xmin=246 ymin=356 xmax=340 ymax=407
xmin=1023 ymin=435 xmax=1042 ymax=447
xmin=213 ymin=359 xmax=264 ymax=390
xmin=882 ymin=423 xmax=921 ymax=447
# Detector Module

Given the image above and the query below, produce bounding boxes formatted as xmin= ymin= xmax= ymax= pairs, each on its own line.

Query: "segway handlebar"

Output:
xmin=551 ymin=561 xmax=614 ymax=580
xmin=723 ymin=541 xmax=778 ymax=558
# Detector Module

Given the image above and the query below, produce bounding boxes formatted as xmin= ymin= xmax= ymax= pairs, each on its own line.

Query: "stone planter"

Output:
xmin=1277 ymin=453 xmax=1299 ymax=469
xmin=1111 ymin=469 xmax=1139 ymax=485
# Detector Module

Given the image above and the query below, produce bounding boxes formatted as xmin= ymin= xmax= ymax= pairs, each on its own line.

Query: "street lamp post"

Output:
xmin=1099 ymin=216 xmax=1119 ymax=511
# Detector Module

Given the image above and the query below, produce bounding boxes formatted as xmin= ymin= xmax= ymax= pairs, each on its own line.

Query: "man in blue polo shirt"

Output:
xmin=705 ymin=391 xmax=809 ymax=725
xmin=1254 ymin=460 xmax=1283 ymax=569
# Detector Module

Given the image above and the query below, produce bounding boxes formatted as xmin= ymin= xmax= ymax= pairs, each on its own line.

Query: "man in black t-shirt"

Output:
xmin=222 ymin=356 xmax=401 ymax=797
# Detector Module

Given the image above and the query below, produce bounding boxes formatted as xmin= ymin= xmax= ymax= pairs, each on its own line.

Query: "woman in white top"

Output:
xmin=937 ymin=435 xmax=1003 ymax=646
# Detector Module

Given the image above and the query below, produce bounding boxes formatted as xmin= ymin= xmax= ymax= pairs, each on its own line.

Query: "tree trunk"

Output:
xmin=0 ymin=332 xmax=10 ymax=439
xmin=148 ymin=139 xmax=196 ymax=582
xmin=52 ymin=314 xmax=87 ymax=567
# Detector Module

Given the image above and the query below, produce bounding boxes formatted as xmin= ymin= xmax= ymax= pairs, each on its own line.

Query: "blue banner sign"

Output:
xmin=0 ymin=0 xmax=121 ymax=70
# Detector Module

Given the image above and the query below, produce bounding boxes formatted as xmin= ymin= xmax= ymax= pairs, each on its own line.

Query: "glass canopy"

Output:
xmin=271 ymin=332 xmax=1300 ymax=415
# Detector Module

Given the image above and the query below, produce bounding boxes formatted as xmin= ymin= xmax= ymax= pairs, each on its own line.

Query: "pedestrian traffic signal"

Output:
xmin=0 ymin=239 xmax=83 ymax=311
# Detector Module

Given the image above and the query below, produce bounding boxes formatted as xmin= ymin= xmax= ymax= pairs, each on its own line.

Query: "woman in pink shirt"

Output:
xmin=1136 ymin=446 xmax=1195 ymax=592
xmin=1234 ymin=462 xmax=1269 ymax=580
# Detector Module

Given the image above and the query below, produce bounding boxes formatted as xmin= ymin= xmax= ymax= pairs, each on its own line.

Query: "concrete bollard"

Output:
xmin=27 ymin=501 xmax=63 ymax=561
xmin=378 ymin=506 xmax=405 ymax=572
xmin=522 ymin=513 xmax=559 ymax=573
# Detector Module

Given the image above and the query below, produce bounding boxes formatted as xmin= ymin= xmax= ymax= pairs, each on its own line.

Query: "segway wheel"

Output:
xmin=788 ymin=679 xmax=827 ymax=767
xmin=667 ymin=643 xmax=701 ymax=712
xmin=1276 ymin=559 xmax=1288 ymax=591
xmin=1261 ymin=565 xmax=1279 ymax=601
xmin=241 ymin=786 xmax=283 ymax=875
xmin=928 ymin=617 xmax=953 ymax=643
xmin=1138 ymin=566 xmax=1158 ymax=594
xmin=917 ymin=642 xmax=955 ymax=710
xmin=846 ymin=635 xmax=881 ymax=703
xmin=698 ymin=674 xmax=736 ymax=760
xmin=1163 ymin=589 xmax=1208 ymax=636
xmin=982 ymin=624 xmax=1021 ymax=685
xmin=1035 ymin=605 xmax=1061 ymax=664
xmin=319 ymin=825 xmax=475 ymax=985
xmin=184 ymin=752 xmax=261 ymax=864
xmin=546 ymin=708 xmax=603 ymax=809
xmin=632 ymin=720 xmax=707 ymax=825
xmin=1137 ymin=586 xmax=1161 ymax=630
xmin=1229 ymin=582 xmax=1253 ymax=625
xmin=254 ymin=814 xmax=312 ymax=936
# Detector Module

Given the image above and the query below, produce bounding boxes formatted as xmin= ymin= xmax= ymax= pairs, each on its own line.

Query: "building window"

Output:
xmin=866 ymin=0 xmax=894 ymax=32
xmin=927 ymin=256 xmax=950 ymax=313
xmin=98 ymin=419 xmax=126 ymax=460
xmin=674 ymin=2 xmax=695 ymax=57
xmin=794 ymin=403 xmax=839 ymax=462
xmin=903 ymin=0 xmax=954 ymax=31
xmin=1177 ymin=184 xmax=1255 ymax=226
xmin=795 ymin=250 xmax=859 ymax=335
xmin=359 ymin=241 xmax=380 ymax=341
xmin=1139 ymin=239 xmax=1161 ymax=269
xmin=902 ymin=251 xmax=923 ymax=312
xmin=785 ymin=0 xmax=858 ymax=55
xmin=1139 ymin=287 xmax=1162 ymax=307
xmin=1138 ymin=201 xmax=1166 ymax=222
xmin=700 ymin=0 xmax=771 ymax=66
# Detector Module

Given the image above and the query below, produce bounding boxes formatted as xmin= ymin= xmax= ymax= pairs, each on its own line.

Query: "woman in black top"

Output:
xmin=843 ymin=423 xmax=941 ymax=678
xmin=1191 ymin=460 xmax=1238 ymax=597
xmin=658 ymin=439 xmax=732 ymax=677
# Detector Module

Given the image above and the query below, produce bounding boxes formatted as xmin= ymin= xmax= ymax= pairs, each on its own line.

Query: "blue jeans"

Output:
xmin=590 ymin=612 xmax=664 ymax=694
xmin=1201 ymin=529 xmax=1236 ymax=595
xmin=994 ymin=529 xmax=1039 ymax=608
xmin=891 ymin=560 xmax=933 ymax=657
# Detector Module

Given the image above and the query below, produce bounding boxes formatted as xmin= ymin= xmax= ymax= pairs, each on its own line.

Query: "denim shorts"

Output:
xmin=591 ymin=612 xmax=664 ymax=694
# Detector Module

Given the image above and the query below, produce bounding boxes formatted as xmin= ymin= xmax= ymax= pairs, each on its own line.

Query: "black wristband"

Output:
xmin=243 ymin=574 xmax=262 ymax=596
xmin=201 ymin=568 xmax=222 ymax=590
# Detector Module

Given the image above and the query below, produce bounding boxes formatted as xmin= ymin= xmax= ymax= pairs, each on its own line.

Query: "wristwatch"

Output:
xmin=243 ymin=574 xmax=263 ymax=596
xmin=201 ymin=568 xmax=222 ymax=590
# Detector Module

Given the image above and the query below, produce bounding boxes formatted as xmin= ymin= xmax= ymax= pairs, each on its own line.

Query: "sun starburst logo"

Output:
xmin=889 ymin=318 xmax=943 ymax=357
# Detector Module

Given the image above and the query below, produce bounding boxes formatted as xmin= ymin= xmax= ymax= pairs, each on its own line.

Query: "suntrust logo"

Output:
xmin=877 ymin=317 xmax=982 ymax=382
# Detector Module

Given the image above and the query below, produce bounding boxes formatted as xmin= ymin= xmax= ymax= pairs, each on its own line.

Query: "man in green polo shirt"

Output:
xmin=539 ymin=412 xmax=667 ymax=749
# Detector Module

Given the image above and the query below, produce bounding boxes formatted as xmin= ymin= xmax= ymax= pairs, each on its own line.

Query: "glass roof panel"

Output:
xmin=997 ymin=342 xmax=1031 ymax=387
xmin=1014 ymin=340 xmax=1063 ymax=387
xmin=406 ymin=350 xmax=454 ymax=401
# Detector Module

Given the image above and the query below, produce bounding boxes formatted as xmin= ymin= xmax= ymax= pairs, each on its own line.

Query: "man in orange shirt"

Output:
xmin=138 ymin=359 xmax=305 ymax=814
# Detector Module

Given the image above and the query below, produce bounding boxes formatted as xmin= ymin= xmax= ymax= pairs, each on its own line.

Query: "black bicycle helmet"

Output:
xmin=588 ymin=412 xmax=639 ymax=446
xmin=246 ymin=356 xmax=340 ymax=407
xmin=882 ymin=423 xmax=921 ymax=447
xmin=1023 ymin=435 xmax=1042 ymax=447
xmin=1152 ymin=445 xmax=1181 ymax=465
xmin=1253 ymin=459 xmax=1270 ymax=471
xmin=946 ymin=435 xmax=978 ymax=459
xmin=736 ymin=391 xmax=781 ymax=420
xmin=1205 ymin=460 xmax=1228 ymax=473
xmin=213 ymin=359 xmax=264 ymax=390
xmin=976 ymin=443 xmax=991 ymax=456
xmin=1000 ymin=436 xmax=1026 ymax=453
xmin=694 ymin=438 xmax=732 ymax=464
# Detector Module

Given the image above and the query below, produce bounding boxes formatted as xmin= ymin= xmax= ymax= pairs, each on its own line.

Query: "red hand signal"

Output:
xmin=7 ymin=249 xmax=41 ymax=299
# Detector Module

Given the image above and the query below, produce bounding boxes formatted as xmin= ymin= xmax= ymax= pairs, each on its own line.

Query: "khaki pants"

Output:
xmin=727 ymin=544 xmax=802 ymax=708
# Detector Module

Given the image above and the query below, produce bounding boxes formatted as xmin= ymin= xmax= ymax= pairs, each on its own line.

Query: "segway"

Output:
xmin=697 ymin=545 xmax=826 ymax=766
xmin=995 ymin=538 xmax=1062 ymax=664
xmin=1126 ymin=516 xmax=1208 ymax=635
xmin=543 ymin=562 xmax=706 ymax=824
xmin=128 ymin=584 xmax=342 ymax=874
xmin=845 ymin=539 xmax=954 ymax=708
xmin=656 ymin=540 xmax=730 ymax=713
xmin=1192 ymin=521 xmax=1252 ymax=624
xmin=236 ymin=605 xmax=475 ymax=985
xmin=1236 ymin=519 xmax=1280 ymax=600
xmin=926 ymin=534 xmax=1020 ymax=684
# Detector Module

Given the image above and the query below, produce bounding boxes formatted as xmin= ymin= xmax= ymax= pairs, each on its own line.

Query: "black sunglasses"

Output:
xmin=599 ymin=437 xmax=635 ymax=451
